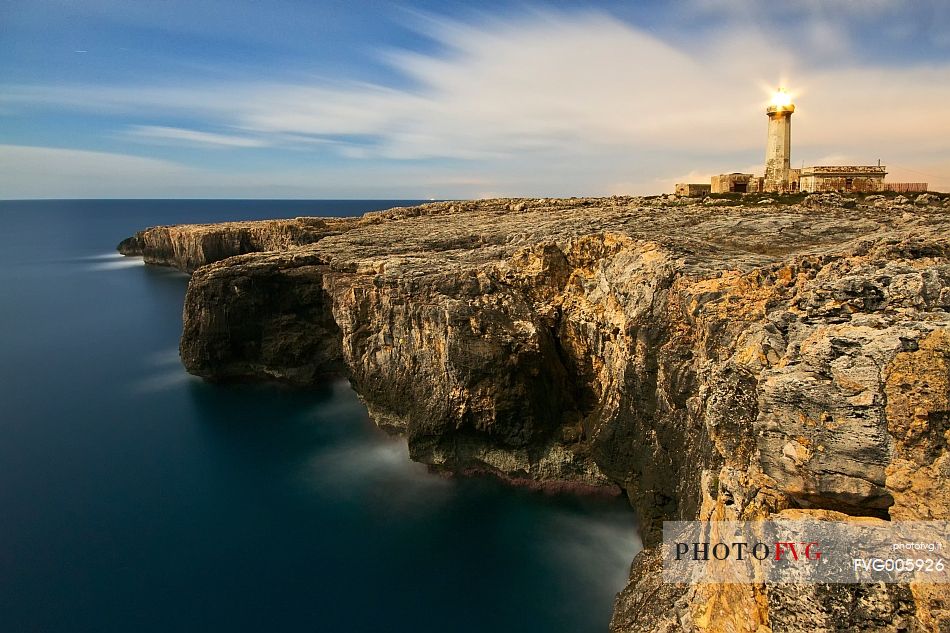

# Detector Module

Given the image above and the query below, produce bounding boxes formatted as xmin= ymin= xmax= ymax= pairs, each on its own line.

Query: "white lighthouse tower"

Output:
xmin=764 ymin=88 xmax=794 ymax=193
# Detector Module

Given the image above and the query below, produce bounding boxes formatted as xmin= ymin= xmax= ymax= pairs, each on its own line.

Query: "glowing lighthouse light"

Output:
xmin=769 ymin=88 xmax=794 ymax=109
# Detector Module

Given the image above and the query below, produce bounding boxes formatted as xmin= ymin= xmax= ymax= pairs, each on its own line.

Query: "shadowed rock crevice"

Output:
xmin=180 ymin=254 xmax=346 ymax=383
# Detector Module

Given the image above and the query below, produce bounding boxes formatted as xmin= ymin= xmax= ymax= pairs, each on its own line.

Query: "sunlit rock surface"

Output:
xmin=121 ymin=194 xmax=950 ymax=632
xmin=117 ymin=216 xmax=353 ymax=272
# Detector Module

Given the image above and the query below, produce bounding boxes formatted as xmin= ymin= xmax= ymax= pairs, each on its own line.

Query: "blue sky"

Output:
xmin=1 ymin=0 xmax=948 ymax=198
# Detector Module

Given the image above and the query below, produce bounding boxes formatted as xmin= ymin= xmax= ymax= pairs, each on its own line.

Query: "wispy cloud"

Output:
xmin=0 ymin=145 xmax=196 ymax=198
xmin=125 ymin=125 xmax=268 ymax=148
xmin=0 ymin=145 xmax=188 ymax=183
xmin=0 ymin=144 xmax=506 ymax=198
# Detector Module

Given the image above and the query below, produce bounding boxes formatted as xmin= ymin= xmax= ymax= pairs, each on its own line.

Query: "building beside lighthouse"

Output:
xmin=799 ymin=165 xmax=887 ymax=192
xmin=675 ymin=88 xmax=927 ymax=196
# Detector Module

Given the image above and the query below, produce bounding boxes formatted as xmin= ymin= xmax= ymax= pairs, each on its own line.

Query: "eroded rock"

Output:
xmin=121 ymin=197 xmax=950 ymax=632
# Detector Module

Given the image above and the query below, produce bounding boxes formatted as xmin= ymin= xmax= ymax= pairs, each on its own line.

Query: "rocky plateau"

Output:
xmin=120 ymin=193 xmax=950 ymax=632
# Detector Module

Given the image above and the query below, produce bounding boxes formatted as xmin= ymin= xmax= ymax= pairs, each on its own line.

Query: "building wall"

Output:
xmin=788 ymin=169 xmax=801 ymax=192
xmin=711 ymin=173 xmax=753 ymax=193
xmin=675 ymin=183 xmax=711 ymax=196
xmin=801 ymin=174 xmax=885 ymax=192
xmin=800 ymin=166 xmax=887 ymax=193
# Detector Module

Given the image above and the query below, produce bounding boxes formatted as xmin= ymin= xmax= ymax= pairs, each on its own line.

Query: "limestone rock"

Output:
xmin=804 ymin=192 xmax=844 ymax=207
xmin=117 ymin=216 xmax=354 ymax=272
xmin=121 ymin=197 xmax=950 ymax=632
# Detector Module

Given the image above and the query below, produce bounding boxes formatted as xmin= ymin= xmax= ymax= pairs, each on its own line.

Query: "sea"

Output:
xmin=0 ymin=200 xmax=640 ymax=633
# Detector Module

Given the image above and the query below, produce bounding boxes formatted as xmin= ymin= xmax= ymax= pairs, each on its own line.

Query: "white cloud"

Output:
xmin=1 ymin=10 xmax=949 ymax=195
xmin=0 ymin=144 xmax=513 ymax=198
xmin=125 ymin=125 xmax=268 ymax=147
xmin=0 ymin=145 xmax=193 ymax=198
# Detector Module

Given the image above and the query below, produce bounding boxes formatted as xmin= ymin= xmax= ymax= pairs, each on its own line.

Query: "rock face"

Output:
xmin=120 ymin=194 xmax=950 ymax=632
xmin=117 ymin=216 xmax=354 ymax=272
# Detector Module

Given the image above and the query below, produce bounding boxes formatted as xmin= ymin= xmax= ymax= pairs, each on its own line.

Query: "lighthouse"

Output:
xmin=764 ymin=89 xmax=794 ymax=193
xmin=679 ymin=85 xmax=904 ymax=197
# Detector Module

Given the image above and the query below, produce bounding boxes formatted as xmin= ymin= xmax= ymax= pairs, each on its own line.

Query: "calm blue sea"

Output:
xmin=0 ymin=200 xmax=639 ymax=633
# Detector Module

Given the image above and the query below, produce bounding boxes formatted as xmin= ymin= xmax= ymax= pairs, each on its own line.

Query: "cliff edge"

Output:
xmin=120 ymin=194 xmax=950 ymax=632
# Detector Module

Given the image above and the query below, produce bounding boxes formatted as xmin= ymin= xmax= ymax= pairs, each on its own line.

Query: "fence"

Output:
xmin=885 ymin=182 xmax=929 ymax=193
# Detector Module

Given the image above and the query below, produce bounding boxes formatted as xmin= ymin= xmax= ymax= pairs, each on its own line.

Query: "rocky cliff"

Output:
xmin=120 ymin=193 xmax=950 ymax=632
xmin=117 ymin=216 xmax=355 ymax=272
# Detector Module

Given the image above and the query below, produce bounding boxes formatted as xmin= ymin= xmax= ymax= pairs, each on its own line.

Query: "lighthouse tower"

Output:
xmin=764 ymin=89 xmax=794 ymax=193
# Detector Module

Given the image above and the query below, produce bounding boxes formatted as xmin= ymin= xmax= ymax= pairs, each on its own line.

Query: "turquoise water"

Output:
xmin=0 ymin=200 xmax=639 ymax=632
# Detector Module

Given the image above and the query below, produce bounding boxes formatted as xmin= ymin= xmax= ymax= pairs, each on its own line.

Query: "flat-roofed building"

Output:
xmin=799 ymin=165 xmax=887 ymax=193
xmin=711 ymin=173 xmax=754 ymax=193
xmin=674 ymin=183 xmax=712 ymax=197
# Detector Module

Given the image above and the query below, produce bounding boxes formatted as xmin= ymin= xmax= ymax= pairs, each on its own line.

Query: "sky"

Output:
xmin=1 ymin=0 xmax=949 ymax=199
